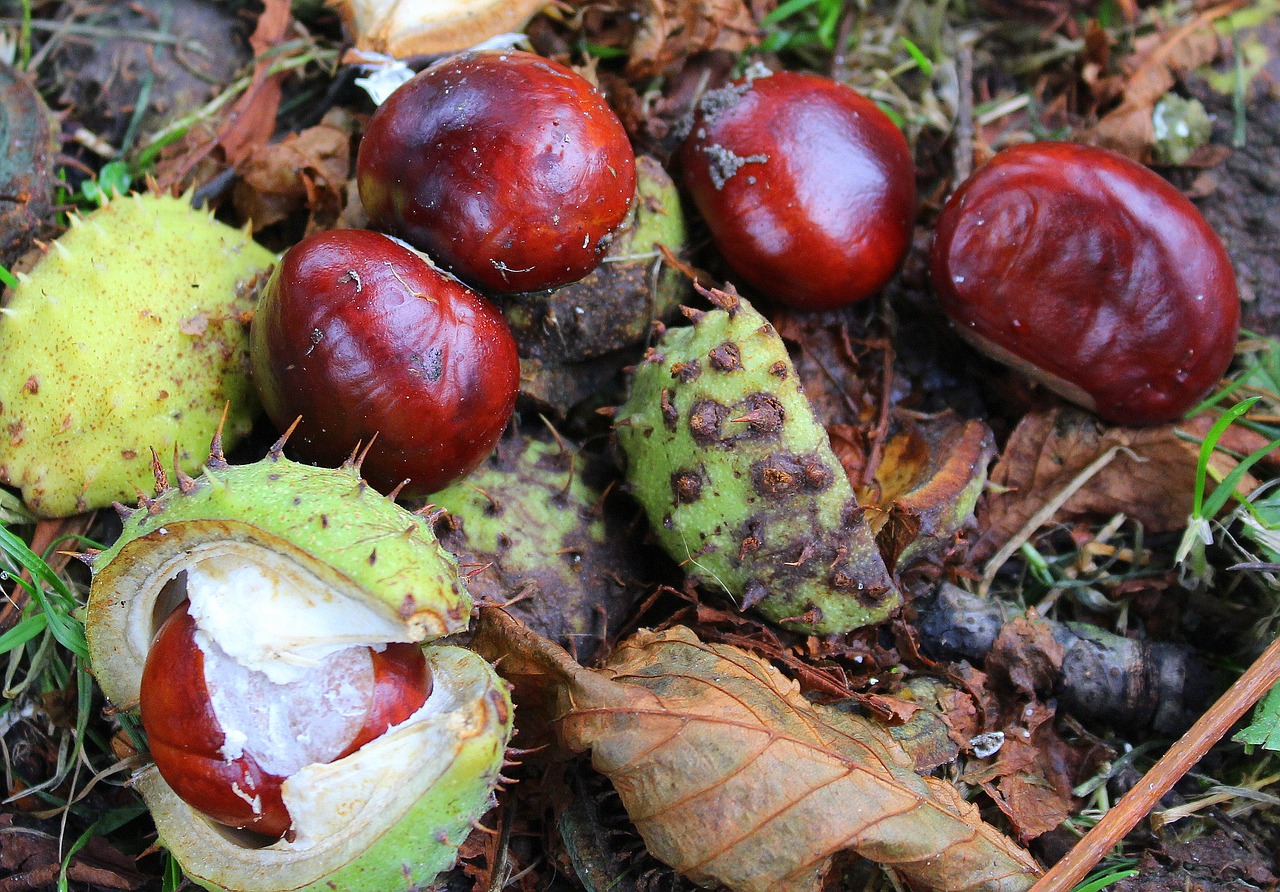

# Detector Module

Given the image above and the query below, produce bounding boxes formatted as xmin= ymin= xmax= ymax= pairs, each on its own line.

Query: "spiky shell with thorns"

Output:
xmin=0 ymin=191 xmax=276 ymax=517
xmin=84 ymin=430 xmax=514 ymax=892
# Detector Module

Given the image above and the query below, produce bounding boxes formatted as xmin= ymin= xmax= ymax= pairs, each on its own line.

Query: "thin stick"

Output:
xmin=953 ymin=42 xmax=975 ymax=187
xmin=1029 ymin=631 xmax=1280 ymax=892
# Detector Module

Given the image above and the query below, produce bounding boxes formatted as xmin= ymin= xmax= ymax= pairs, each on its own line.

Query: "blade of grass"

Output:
xmin=1192 ymin=397 xmax=1260 ymax=518
xmin=1202 ymin=435 xmax=1280 ymax=520
xmin=0 ymin=525 xmax=87 ymax=659
xmin=763 ymin=0 xmax=823 ymax=26
xmin=0 ymin=612 xmax=48 ymax=655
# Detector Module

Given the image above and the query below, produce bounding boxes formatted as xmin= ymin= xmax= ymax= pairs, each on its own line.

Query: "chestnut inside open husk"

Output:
xmin=85 ymin=451 xmax=513 ymax=892
xmin=140 ymin=602 xmax=432 ymax=840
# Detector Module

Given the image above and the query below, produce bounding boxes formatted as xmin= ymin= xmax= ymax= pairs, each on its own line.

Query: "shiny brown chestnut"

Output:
xmin=250 ymin=229 xmax=520 ymax=495
xmin=139 ymin=603 xmax=431 ymax=838
xmin=357 ymin=50 xmax=637 ymax=294
xmin=678 ymin=69 xmax=916 ymax=311
xmin=929 ymin=142 xmax=1239 ymax=425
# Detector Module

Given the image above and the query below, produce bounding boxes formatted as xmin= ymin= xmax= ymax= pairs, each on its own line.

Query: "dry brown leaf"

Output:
xmin=1086 ymin=2 xmax=1237 ymax=160
xmin=963 ymin=701 xmax=1080 ymax=842
xmin=973 ymin=406 xmax=1272 ymax=561
xmin=474 ymin=608 xmax=1040 ymax=892
xmin=232 ymin=110 xmax=352 ymax=232
xmin=218 ymin=0 xmax=292 ymax=166
xmin=625 ymin=0 xmax=761 ymax=79
xmin=328 ymin=0 xmax=546 ymax=60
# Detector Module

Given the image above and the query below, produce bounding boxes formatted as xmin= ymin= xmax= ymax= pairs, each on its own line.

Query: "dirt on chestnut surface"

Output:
xmin=678 ymin=68 xmax=916 ymax=311
xmin=249 ymin=228 xmax=520 ymax=496
xmin=929 ymin=141 xmax=1240 ymax=426
xmin=356 ymin=50 xmax=637 ymax=295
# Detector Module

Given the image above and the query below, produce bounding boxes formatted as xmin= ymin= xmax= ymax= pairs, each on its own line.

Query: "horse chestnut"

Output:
xmin=140 ymin=603 xmax=431 ymax=839
xmin=250 ymin=228 xmax=519 ymax=496
xmin=678 ymin=68 xmax=916 ymax=311
xmin=357 ymin=50 xmax=637 ymax=294
xmin=929 ymin=142 xmax=1239 ymax=425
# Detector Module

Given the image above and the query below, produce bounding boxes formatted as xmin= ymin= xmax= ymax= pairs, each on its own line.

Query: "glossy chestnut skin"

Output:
xmin=251 ymin=229 xmax=520 ymax=496
xmin=678 ymin=70 xmax=916 ymax=311
xmin=357 ymin=50 xmax=637 ymax=294
xmin=929 ymin=142 xmax=1239 ymax=425
xmin=139 ymin=603 xmax=431 ymax=838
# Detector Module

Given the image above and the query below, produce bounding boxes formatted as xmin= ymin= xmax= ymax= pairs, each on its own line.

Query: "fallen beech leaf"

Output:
xmin=217 ymin=0 xmax=292 ymax=166
xmin=625 ymin=0 xmax=760 ymax=79
xmin=474 ymin=608 xmax=1041 ymax=892
xmin=974 ymin=406 xmax=1272 ymax=560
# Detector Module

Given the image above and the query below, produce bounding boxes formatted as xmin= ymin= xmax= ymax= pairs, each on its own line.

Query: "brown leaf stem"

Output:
xmin=1028 ymin=631 xmax=1280 ymax=892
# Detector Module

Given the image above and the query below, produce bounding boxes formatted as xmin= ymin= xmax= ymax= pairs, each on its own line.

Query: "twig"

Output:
xmin=1029 ymin=631 xmax=1280 ymax=892
xmin=953 ymin=41 xmax=975 ymax=187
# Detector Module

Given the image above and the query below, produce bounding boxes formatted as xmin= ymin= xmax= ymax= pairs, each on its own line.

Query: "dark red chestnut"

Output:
xmin=678 ymin=69 xmax=916 ymax=311
xmin=357 ymin=50 xmax=637 ymax=294
xmin=139 ymin=603 xmax=431 ymax=838
xmin=929 ymin=142 xmax=1239 ymax=425
xmin=250 ymin=228 xmax=520 ymax=496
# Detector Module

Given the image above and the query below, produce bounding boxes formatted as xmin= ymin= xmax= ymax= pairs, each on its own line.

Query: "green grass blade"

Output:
xmin=0 ymin=613 xmax=48 ymax=654
xmin=1074 ymin=868 xmax=1140 ymax=892
xmin=901 ymin=37 xmax=934 ymax=76
xmin=0 ymin=525 xmax=88 ymax=659
xmin=1202 ymin=435 xmax=1280 ymax=519
xmin=763 ymin=0 xmax=822 ymax=25
xmin=1191 ymin=397 xmax=1260 ymax=518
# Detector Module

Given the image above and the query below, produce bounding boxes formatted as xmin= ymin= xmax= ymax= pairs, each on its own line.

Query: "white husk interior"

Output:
xmin=186 ymin=555 xmax=402 ymax=683
xmin=280 ymin=677 xmax=460 ymax=848
xmin=184 ymin=553 xmax=407 ymax=782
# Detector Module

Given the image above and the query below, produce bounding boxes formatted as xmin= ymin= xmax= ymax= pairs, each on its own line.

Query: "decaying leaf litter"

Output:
xmin=0 ymin=0 xmax=1278 ymax=891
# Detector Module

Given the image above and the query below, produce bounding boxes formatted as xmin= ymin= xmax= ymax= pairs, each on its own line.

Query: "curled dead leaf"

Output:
xmin=327 ymin=0 xmax=547 ymax=59
xmin=858 ymin=415 xmax=997 ymax=570
xmin=232 ymin=110 xmax=352 ymax=232
xmin=474 ymin=608 xmax=1040 ymax=892
xmin=1083 ymin=4 xmax=1232 ymax=161
xmin=974 ymin=406 xmax=1276 ymax=561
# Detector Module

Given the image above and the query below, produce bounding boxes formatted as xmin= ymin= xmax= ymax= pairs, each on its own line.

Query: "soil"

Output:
xmin=1181 ymin=16 xmax=1280 ymax=337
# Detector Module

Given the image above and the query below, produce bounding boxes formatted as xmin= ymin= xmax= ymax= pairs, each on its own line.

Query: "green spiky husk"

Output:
xmin=0 ymin=192 xmax=275 ymax=517
xmin=430 ymin=434 xmax=640 ymax=659
xmin=615 ymin=295 xmax=900 ymax=634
